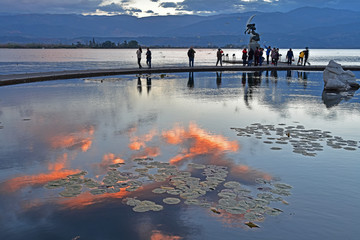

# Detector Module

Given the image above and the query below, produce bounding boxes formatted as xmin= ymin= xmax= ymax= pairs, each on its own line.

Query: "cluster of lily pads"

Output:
xmin=45 ymin=158 xmax=292 ymax=226
xmin=231 ymin=123 xmax=359 ymax=156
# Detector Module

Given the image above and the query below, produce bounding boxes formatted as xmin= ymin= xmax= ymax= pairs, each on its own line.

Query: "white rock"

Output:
xmin=323 ymin=60 xmax=359 ymax=91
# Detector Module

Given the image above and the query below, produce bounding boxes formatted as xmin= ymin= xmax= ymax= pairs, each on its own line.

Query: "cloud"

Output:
xmin=159 ymin=2 xmax=178 ymax=8
xmin=176 ymin=0 xmax=360 ymax=14
xmin=0 ymin=0 xmax=359 ymax=16
xmin=98 ymin=3 xmax=127 ymax=13
xmin=0 ymin=0 xmax=103 ymax=14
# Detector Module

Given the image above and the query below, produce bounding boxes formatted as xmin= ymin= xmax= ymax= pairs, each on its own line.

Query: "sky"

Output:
xmin=0 ymin=0 xmax=359 ymax=17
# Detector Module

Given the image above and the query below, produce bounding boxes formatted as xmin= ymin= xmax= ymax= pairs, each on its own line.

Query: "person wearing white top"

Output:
xmin=136 ymin=47 xmax=142 ymax=68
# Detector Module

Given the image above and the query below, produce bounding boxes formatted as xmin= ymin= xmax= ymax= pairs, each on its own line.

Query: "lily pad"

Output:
xmin=90 ymin=188 xmax=107 ymax=195
xmin=163 ymin=197 xmax=181 ymax=204
xmin=224 ymin=181 xmax=241 ymax=188
xmin=152 ymin=188 xmax=167 ymax=194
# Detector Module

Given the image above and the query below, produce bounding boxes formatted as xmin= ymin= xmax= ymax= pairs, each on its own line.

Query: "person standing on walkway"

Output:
xmin=187 ymin=47 xmax=196 ymax=67
xmin=297 ymin=50 xmax=304 ymax=65
xmin=286 ymin=48 xmax=294 ymax=65
xmin=303 ymin=47 xmax=310 ymax=66
xmin=216 ymin=48 xmax=223 ymax=66
xmin=136 ymin=47 xmax=142 ymax=69
xmin=254 ymin=47 xmax=259 ymax=66
xmin=272 ymin=48 xmax=279 ymax=66
xmin=146 ymin=47 xmax=152 ymax=68
xmin=248 ymin=48 xmax=254 ymax=66
xmin=259 ymin=48 xmax=264 ymax=66
xmin=264 ymin=45 xmax=271 ymax=64
xmin=242 ymin=48 xmax=248 ymax=66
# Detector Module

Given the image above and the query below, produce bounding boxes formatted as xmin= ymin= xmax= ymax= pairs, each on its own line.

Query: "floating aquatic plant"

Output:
xmin=232 ymin=123 xmax=360 ymax=157
xmin=163 ymin=197 xmax=181 ymax=204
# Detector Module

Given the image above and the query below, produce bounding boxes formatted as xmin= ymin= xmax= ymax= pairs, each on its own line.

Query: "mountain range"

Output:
xmin=1 ymin=7 xmax=360 ymax=48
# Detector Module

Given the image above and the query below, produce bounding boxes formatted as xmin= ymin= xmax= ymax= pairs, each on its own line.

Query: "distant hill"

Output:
xmin=1 ymin=7 xmax=360 ymax=48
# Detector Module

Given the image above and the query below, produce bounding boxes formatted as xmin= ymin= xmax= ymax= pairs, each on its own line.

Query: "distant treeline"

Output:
xmin=0 ymin=39 xmax=140 ymax=49
xmin=0 ymin=39 xmax=239 ymax=49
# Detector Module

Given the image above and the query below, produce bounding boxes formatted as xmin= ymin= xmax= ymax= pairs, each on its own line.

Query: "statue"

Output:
xmin=244 ymin=15 xmax=260 ymax=51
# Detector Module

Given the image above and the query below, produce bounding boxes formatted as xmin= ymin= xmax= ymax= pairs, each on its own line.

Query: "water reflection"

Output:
xmin=187 ymin=72 xmax=194 ymax=88
xmin=216 ymin=72 xmax=222 ymax=88
xmin=147 ymin=76 xmax=152 ymax=94
xmin=297 ymin=71 xmax=308 ymax=88
xmin=322 ymin=90 xmax=357 ymax=108
xmin=1 ymin=70 xmax=360 ymax=240
xmin=137 ymin=76 xmax=142 ymax=94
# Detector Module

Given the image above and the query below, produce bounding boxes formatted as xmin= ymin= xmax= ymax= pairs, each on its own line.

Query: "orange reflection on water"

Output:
xmin=150 ymin=230 xmax=183 ymax=240
xmin=49 ymin=126 xmax=94 ymax=152
xmin=57 ymin=187 xmax=132 ymax=209
xmin=48 ymin=153 xmax=68 ymax=171
xmin=231 ymin=164 xmax=273 ymax=182
xmin=162 ymin=123 xmax=239 ymax=165
xmin=1 ymin=153 xmax=80 ymax=193
xmin=1 ymin=169 xmax=80 ymax=193
xmin=129 ymin=129 xmax=157 ymax=150
xmin=101 ymin=153 xmax=125 ymax=166
xmin=132 ymin=147 xmax=161 ymax=159
xmin=210 ymin=210 xmax=251 ymax=229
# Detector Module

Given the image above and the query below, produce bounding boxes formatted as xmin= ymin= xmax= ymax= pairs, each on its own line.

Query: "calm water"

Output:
xmin=1 ymin=48 xmax=360 ymax=74
xmin=0 ymin=67 xmax=360 ymax=240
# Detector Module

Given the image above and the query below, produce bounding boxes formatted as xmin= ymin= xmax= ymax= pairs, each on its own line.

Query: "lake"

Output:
xmin=1 ymin=48 xmax=360 ymax=75
xmin=0 ymin=49 xmax=360 ymax=240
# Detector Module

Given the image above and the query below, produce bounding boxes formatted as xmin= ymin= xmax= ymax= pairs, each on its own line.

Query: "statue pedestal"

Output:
xmin=248 ymin=42 xmax=260 ymax=51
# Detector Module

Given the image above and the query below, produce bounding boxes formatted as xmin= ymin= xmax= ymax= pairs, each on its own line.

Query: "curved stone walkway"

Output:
xmin=1 ymin=65 xmax=360 ymax=86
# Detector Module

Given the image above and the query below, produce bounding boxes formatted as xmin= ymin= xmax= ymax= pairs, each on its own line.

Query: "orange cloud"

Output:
xmin=129 ymin=129 xmax=158 ymax=150
xmin=1 ymin=152 xmax=79 ymax=193
xmin=49 ymin=126 xmax=94 ymax=152
xmin=150 ymin=230 xmax=183 ymax=240
xmin=1 ymin=169 xmax=80 ymax=193
xmin=162 ymin=123 xmax=239 ymax=165
xmin=101 ymin=153 xmax=125 ymax=165
xmin=132 ymin=147 xmax=161 ymax=159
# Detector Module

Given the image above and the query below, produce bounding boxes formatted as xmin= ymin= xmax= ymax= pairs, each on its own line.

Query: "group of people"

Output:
xmin=241 ymin=47 xmax=266 ymax=66
xmin=136 ymin=47 xmax=152 ymax=69
xmin=135 ymin=46 xmax=310 ymax=69
xmin=284 ymin=47 xmax=309 ymax=66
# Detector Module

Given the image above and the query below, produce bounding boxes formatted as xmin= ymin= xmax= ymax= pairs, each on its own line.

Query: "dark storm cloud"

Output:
xmin=176 ymin=0 xmax=360 ymax=13
xmin=0 ymin=0 xmax=103 ymax=14
xmin=0 ymin=0 xmax=359 ymax=15
xmin=159 ymin=2 xmax=178 ymax=8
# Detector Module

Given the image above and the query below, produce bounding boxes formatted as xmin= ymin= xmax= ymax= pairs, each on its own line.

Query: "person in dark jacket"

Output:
xmin=259 ymin=48 xmax=264 ymax=66
xmin=254 ymin=47 xmax=259 ymax=66
xmin=303 ymin=47 xmax=310 ymax=66
xmin=146 ymin=47 xmax=152 ymax=68
xmin=187 ymin=47 xmax=196 ymax=67
xmin=264 ymin=45 xmax=271 ymax=64
xmin=248 ymin=48 xmax=254 ymax=66
xmin=216 ymin=48 xmax=223 ymax=66
xmin=286 ymin=48 xmax=294 ymax=65
xmin=242 ymin=48 xmax=248 ymax=66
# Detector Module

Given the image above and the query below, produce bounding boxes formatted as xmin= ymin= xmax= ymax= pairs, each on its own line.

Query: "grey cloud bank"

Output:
xmin=1 ymin=0 xmax=360 ymax=15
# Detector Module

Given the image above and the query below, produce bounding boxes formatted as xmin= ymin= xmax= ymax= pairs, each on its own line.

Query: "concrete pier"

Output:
xmin=1 ymin=65 xmax=360 ymax=86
